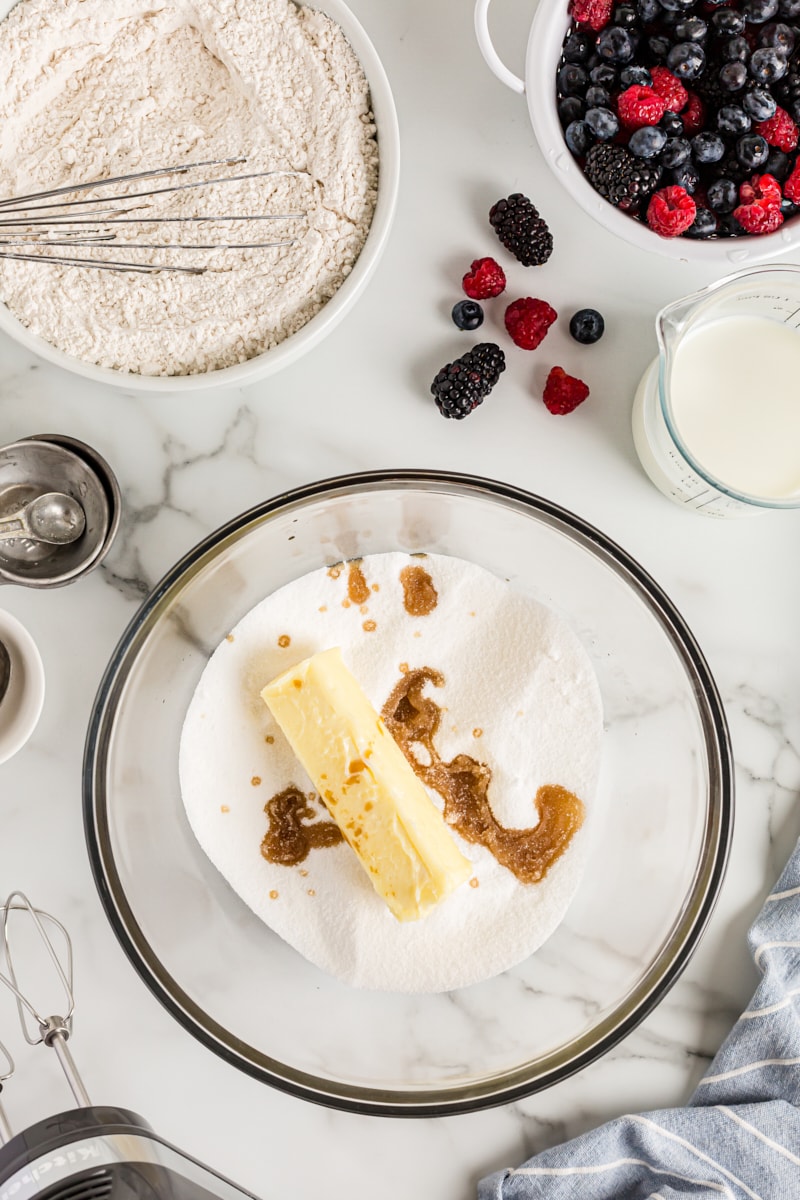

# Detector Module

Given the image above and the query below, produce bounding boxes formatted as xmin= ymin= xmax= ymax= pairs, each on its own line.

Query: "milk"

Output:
xmin=668 ymin=315 xmax=800 ymax=500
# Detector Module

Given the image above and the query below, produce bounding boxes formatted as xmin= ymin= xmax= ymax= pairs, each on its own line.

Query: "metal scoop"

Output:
xmin=0 ymin=491 xmax=86 ymax=546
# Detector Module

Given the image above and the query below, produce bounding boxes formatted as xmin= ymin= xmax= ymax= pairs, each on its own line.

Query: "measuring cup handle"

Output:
xmin=474 ymin=0 xmax=526 ymax=95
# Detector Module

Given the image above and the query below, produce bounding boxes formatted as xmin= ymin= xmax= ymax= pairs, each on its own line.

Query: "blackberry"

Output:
xmin=489 ymin=194 xmax=554 ymax=265
xmin=431 ymin=343 xmax=506 ymax=420
xmin=583 ymin=141 xmax=662 ymax=208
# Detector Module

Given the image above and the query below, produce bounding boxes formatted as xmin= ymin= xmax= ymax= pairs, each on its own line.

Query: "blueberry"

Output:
xmin=660 ymin=112 xmax=685 ymax=137
xmin=717 ymin=104 xmax=752 ymax=135
xmin=669 ymin=162 xmax=700 ymax=192
xmin=613 ymin=5 xmax=640 ymax=25
xmin=661 ymin=136 xmax=692 ymax=166
xmin=719 ymin=60 xmax=749 ymax=90
xmin=637 ymin=0 xmax=661 ymax=19
xmin=736 ymin=131 xmax=770 ymax=166
xmin=759 ymin=21 xmax=795 ymax=51
xmin=766 ymin=146 xmax=791 ymax=178
xmin=620 ymin=64 xmax=652 ymax=86
xmin=629 ymin=124 xmax=668 ymax=156
xmin=685 ymin=207 xmax=718 ymax=237
xmin=742 ymin=0 xmax=780 ymax=21
xmin=585 ymin=106 xmax=621 ymax=139
xmin=558 ymin=63 xmax=590 ymax=95
xmin=658 ymin=0 xmax=695 ymax=10
xmin=585 ymin=85 xmax=611 ymax=107
xmin=706 ymin=176 xmax=739 ymax=211
xmin=590 ymin=63 xmax=618 ymax=87
xmin=452 ymin=301 xmax=484 ymax=332
xmin=712 ymin=9 xmax=746 ymax=33
xmin=565 ymin=119 xmax=594 ymax=155
xmin=648 ymin=34 xmax=672 ymax=59
xmin=674 ymin=16 xmax=708 ymax=40
xmin=749 ymin=47 xmax=789 ymax=82
xmin=667 ymin=41 xmax=706 ymax=79
xmin=558 ymin=95 xmax=585 ymax=127
xmin=691 ymin=131 xmax=726 ymax=162
xmin=569 ymin=308 xmax=605 ymax=344
xmin=563 ymin=31 xmax=593 ymax=62
xmin=720 ymin=36 xmax=751 ymax=61
xmin=596 ymin=26 xmax=636 ymax=62
xmin=743 ymin=86 xmax=778 ymax=118
xmin=778 ymin=0 xmax=800 ymax=16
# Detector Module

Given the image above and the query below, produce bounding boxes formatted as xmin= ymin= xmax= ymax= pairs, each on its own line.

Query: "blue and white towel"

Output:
xmin=479 ymin=840 xmax=800 ymax=1200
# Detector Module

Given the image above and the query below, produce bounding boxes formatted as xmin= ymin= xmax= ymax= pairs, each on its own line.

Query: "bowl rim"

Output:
xmin=525 ymin=1 xmax=800 ymax=264
xmin=0 ymin=0 xmax=400 ymax=391
xmin=83 ymin=469 xmax=734 ymax=1116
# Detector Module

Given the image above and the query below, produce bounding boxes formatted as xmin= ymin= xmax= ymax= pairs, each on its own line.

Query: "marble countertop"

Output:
xmin=1 ymin=0 xmax=799 ymax=1195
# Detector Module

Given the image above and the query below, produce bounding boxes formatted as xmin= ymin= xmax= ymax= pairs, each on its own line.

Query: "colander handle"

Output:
xmin=474 ymin=0 xmax=526 ymax=95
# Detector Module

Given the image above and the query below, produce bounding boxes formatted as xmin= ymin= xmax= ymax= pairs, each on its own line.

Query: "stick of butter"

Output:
xmin=261 ymin=647 xmax=472 ymax=921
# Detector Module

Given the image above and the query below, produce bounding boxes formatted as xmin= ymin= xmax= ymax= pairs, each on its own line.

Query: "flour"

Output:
xmin=179 ymin=553 xmax=605 ymax=993
xmin=0 ymin=0 xmax=379 ymax=375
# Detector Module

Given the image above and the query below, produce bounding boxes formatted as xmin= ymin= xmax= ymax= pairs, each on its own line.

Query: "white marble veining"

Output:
xmin=0 ymin=0 xmax=800 ymax=1196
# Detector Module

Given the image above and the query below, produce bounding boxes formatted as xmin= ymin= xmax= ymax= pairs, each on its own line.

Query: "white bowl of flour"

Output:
xmin=0 ymin=0 xmax=399 ymax=389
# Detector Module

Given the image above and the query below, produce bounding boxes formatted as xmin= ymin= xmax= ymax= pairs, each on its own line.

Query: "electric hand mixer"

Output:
xmin=0 ymin=892 xmax=262 ymax=1200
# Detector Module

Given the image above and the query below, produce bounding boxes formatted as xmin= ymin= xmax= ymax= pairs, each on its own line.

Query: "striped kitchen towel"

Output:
xmin=479 ymin=839 xmax=800 ymax=1200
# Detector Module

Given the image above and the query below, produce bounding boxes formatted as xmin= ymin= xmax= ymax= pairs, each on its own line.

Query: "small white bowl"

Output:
xmin=475 ymin=0 xmax=800 ymax=264
xmin=0 ymin=609 xmax=45 ymax=765
xmin=0 ymin=0 xmax=400 ymax=391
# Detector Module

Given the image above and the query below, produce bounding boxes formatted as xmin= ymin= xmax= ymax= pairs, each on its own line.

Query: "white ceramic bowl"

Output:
xmin=0 ymin=0 xmax=399 ymax=392
xmin=475 ymin=0 xmax=800 ymax=265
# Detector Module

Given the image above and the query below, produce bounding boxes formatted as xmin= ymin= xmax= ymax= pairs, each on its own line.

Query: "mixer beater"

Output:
xmin=0 ymin=891 xmax=261 ymax=1200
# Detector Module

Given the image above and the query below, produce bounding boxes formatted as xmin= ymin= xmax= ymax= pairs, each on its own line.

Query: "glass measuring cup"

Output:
xmin=632 ymin=264 xmax=800 ymax=518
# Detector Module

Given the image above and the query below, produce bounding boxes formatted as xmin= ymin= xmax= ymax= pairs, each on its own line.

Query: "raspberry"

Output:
xmin=754 ymin=107 xmax=799 ymax=153
xmin=733 ymin=202 xmax=785 ymax=234
xmin=462 ymin=257 xmax=506 ymax=300
xmin=738 ymin=173 xmax=782 ymax=209
xmin=571 ymin=0 xmax=613 ymax=31
xmin=646 ymin=186 xmax=697 ymax=237
xmin=617 ymin=85 xmax=666 ymax=131
xmin=680 ymin=91 xmax=705 ymax=136
xmin=542 ymin=367 xmax=590 ymax=415
xmin=650 ymin=67 xmax=688 ymax=114
xmin=504 ymin=298 xmax=558 ymax=350
xmin=785 ymin=160 xmax=800 ymax=203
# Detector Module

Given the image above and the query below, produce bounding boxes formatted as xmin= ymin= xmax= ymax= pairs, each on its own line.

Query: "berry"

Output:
xmin=707 ymin=175 xmax=739 ymax=210
xmin=719 ymin=61 xmax=749 ymax=91
xmin=737 ymin=132 xmax=771 ymax=166
xmin=563 ymin=30 xmax=594 ymax=62
xmin=733 ymin=199 xmax=785 ymax=229
xmin=542 ymin=367 xmax=590 ymax=415
xmin=755 ymin=105 xmax=799 ymax=149
xmin=583 ymin=141 xmax=663 ymax=208
xmin=712 ymin=9 xmax=746 ymax=34
xmin=749 ymin=47 xmax=788 ymax=83
xmin=650 ymin=66 xmax=689 ymax=113
xmin=783 ymin=157 xmax=800 ymax=199
xmin=759 ymin=22 xmax=795 ymax=52
xmin=566 ymin=119 xmax=595 ymax=154
xmin=504 ymin=297 xmax=558 ymax=350
xmin=596 ymin=26 xmax=636 ymax=62
xmin=720 ymin=36 xmax=750 ymax=63
xmin=681 ymin=91 xmax=706 ymax=133
xmin=572 ymin=0 xmax=614 ymax=31
xmin=742 ymin=0 xmax=780 ymax=20
xmin=558 ymin=63 xmax=590 ymax=95
xmin=660 ymin=111 xmax=685 ymax=137
xmin=675 ymin=16 xmax=708 ymax=41
xmin=765 ymin=146 xmax=791 ymax=178
xmin=685 ymin=206 xmax=718 ymax=235
xmin=668 ymin=161 xmax=700 ymax=191
xmin=569 ymin=308 xmax=605 ymax=343
xmin=739 ymin=171 xmax=783 ymax=206
xmin=717 ymin=105 xmax=752 ymax=136
xmin=630 ymin=125 xmax=669 ymax=155
xmin=489 ymin=194 xmax=554 ymax=266
xmin=662 ymin=136 xmax=692 ymax=166
xmin=431 ymin=343 xmax=506 ymax=419
xmin=558 ymin=95 xmax=585 ymax=127
xmin=646 ymin=184 xmax=698 ymax=234
xmin=620 ymin=65 xmax=653 ymax=87
xmin=692 ymin=131 xmax=726 ymax=161
xmin=743 ymin=87 xmax=778 ymax=119
xmin=462 ymin=257 xmax=506 ymax=300
xmin=667 ymin=42 xmax=706 ymax=80
xmin=618 ymin=85 xmax=667 ymax=129
xmin=585 ymin=106 xmax=620 ymax=138
xmin=451 ymin=300 xmax=484 ymax=332
xmin=585 ymin=85 xmax=612 ymax=107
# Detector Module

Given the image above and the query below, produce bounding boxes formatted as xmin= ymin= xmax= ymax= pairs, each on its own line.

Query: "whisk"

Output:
xmin=0 ymin=891 xmax=262 ymax=1200
xmin=0 ymin=157 xmax=308 ymax=275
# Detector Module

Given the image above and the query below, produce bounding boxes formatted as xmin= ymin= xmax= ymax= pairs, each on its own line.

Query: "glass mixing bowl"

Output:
xmin=84 ymin=471 xmax=733 ymax=1115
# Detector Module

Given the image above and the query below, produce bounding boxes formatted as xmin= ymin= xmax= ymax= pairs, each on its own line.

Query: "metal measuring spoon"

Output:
xmin=0 ymin=492 xmax=86 ymax=546
xmin=0 ymin=639 xmax=10 ymax=707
